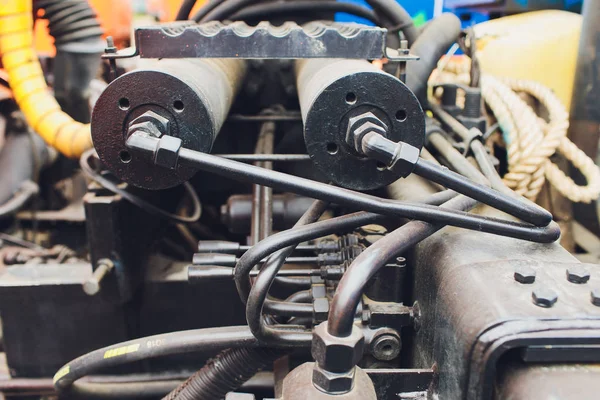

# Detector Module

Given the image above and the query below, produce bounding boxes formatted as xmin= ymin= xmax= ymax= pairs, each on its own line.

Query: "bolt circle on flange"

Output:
xmin=300 ymin=64 xmax=425 ymax=191
xmin=92 ymin=69 xmax=215 ymax=190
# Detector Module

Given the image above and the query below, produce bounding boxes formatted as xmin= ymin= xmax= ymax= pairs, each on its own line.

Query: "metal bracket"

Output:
xmin=103 ymin=21 xmax=418 ymax=61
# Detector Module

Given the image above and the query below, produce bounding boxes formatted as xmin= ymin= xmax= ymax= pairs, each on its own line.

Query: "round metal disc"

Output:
xmin=304 ymin=71 xmax=425 ymax=191
xmin=91 ymin=70 xmax=215 ymax=190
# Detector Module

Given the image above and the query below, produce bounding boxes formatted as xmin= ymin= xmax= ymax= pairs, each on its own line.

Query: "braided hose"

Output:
xmin=433 ymin=58 xmax=600 ymax=203
xmin=0 ymin=1 xmax=93 ymax=158
xmin=163 ymin=347 xmax=283 ymax=400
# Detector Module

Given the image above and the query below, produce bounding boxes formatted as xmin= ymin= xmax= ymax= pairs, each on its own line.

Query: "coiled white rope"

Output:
xmin=431 ymin=58 xmax=600 ymax=203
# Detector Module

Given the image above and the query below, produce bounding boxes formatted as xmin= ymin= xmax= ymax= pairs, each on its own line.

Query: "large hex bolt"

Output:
xmin=127 ymin=110 xmax=171 ymax=138
xmin=311 ymin=322 xmax=365 ymax=373
xmin=532 ymin=287 xmax=558 ymax=308
xmin=345 ymin=111 xmax=388 ymax=153
xmin=312 ymin=364 xmax=356 ymax=394
xmin=566 ymin=266 xmax=591 ymax=284
xmin=514 ymin=265 xmax=536 ymax=284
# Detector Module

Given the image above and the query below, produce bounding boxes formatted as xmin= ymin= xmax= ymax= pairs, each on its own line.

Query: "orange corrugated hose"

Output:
xmin=0 ymin=0 xmax=92 ymax=158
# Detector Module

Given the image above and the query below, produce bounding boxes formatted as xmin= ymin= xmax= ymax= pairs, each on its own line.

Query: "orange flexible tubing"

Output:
xmin=0 ymin=0 xmax=92 ymax=158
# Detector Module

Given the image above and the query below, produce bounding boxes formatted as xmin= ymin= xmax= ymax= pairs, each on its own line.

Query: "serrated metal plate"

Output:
xmin=133 ymin=20 xmax=388 ymax=59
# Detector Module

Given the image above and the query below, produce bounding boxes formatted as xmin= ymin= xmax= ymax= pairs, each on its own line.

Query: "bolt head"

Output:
xmin=566 ymin=266 xmax=590 ymax=284
xmin=312 ymin=298 xmax=329 ymax=324
xmin=532 ymin=287 xmax=558 ymax=308
xmin=371 ymin=333 xmax=401 ymax=361
xmin=514 ymin=265 xmax=536 ymax=284
xmin=82 ymin=280 xmax=100 ymax=296
xmin=311 ymin=322 xmax=364 ymax=373
xmin=312 ymin=364 xmax=355 ymax=394
xmin=591 ymin=289 xmax=600 ymax=307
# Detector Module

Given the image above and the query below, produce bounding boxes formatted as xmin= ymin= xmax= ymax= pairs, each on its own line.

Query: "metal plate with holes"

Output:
xmin=132 ymin=21 xmax=388 ymax=59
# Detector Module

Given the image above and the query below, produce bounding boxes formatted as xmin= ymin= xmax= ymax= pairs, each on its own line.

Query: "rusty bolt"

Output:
xmin=532 ymin=287 xmax=558 ymax=308
xmin=128 ymin=110 xmax=171 ymax=138
xmin=312 ymin=364 xmax=355 ymax=394
xmin=566 ymin=266 xmax=590 ymax=284
xmin=591 ymin=289 xmax=600 ymax=307
xmin=514 ymin=265 xmax=536 ymax=284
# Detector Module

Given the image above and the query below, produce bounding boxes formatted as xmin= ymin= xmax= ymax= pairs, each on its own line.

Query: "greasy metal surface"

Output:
xmin=412 ymin=207 xmax=600 ymax=400
xmin=295 ymin=58 xmax=425 ymax=190
xmin=133 ymin=21 xmax=387 ymax=60
xmin=92 ymin=58 xmax=246 ymax=190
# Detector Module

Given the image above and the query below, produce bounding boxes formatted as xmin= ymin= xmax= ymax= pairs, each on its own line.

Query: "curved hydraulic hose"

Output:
xmin=0 ymin=1 xmax=93 ymax=158
xmin=405 ymin=13 xmax=462 ymax=106
xmin=53 ymin=326 xmax=260 ymax=393
xmin=176 ymin=0 xmax=199 ymax=20
xmin=230 ymin=1 xmax=380 ymax=25
xmin=365 ymin=0 xmax=418 ymax=46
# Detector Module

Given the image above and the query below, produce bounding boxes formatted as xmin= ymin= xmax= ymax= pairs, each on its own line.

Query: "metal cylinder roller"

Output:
xmin=92 ymin=58 xmax=247 ymax=190
xmin=295 ymin=59 xmax=425 ymax=191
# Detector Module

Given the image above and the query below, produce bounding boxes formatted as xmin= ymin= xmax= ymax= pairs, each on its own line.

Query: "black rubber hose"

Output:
xmin=176 ymin=0 xmax=198 ymax=20
xmin=0 ymin=132 xmax=49 ymax=205
xmin=365 ymin=0 xmax=418 ymax=45
xmin=192 ymin=0 xmax=227 ymax=22
xmin=53 ymin=326 xmax=261 ymax=392
xmin=163 ymin=347 xmax=283 ymax=400
xmin=230 ymin=1 xmax=380 ymax=25
xmin=328 ymin=194 xmax=476 ymax=337
xmin=405 ymin=13 xmax=462 ymax=106
xmin=199 ymin=0 xmax=254 ymax=22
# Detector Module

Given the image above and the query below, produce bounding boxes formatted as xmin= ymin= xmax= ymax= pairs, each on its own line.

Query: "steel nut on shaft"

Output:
xmin=311 ymin=322 xmax=364 ymax=394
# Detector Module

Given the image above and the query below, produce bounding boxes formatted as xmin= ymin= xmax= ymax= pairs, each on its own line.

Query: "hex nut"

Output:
xmin=390 ymin=142 xmax=420 ymax=177
xmin=129 ymin=110 xmax=170 ymax=137
xmin=514 ymin=265 xmax=536 ymax=284
xmin=128 ymin=121 xmax=163 ymax=138
xmin=154 ymin=136 xmax=182 ymax=169
xmin=311 ymin=322 xmax=365 ymax=373
xmin=591 ymin=289 xmax=600 ymax=307
xmin=313 ymin=297 xmax=329 ymax=324
xmin=532 ymin=287 xmax=558 ymax=308
xmin=311 ymin=284 xmax=327 ymax=299
xmin=312 ymin=364 xmax=355 ymax=394
xmin=349 ymin=122 xmax=387 ymax=154
xmin=566 ymin=266 xmax=590 ymax=284
xmin=345 ymin=111 xmax=388 ymax=152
